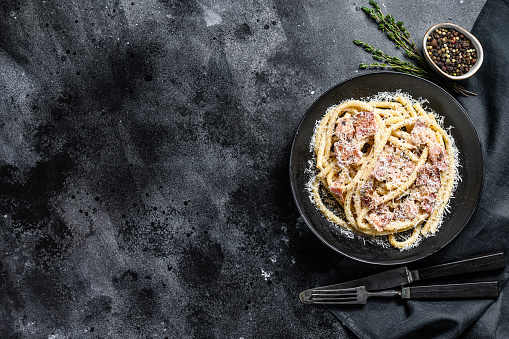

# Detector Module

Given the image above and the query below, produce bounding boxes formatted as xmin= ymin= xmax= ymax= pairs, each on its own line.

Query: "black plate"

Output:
xmin=289 ymin=72 xmax=483 ymax=265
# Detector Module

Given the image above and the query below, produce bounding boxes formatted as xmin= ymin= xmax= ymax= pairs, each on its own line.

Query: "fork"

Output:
xmin=300 ymin=281 xmax=499 ymax=305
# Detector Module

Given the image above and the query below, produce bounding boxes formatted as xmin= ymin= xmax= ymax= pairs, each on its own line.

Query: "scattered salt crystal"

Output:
xmin=261 ymin=269 xmax=271 ymax=280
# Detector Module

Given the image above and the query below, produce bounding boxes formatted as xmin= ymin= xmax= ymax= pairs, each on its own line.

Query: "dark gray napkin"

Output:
xmin=327 ymin=0 xmax=509 ymax=337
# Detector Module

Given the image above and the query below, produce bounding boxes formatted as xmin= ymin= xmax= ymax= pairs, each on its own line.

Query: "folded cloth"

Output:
xmin=327 ymin=1 xmax=509 ymax=338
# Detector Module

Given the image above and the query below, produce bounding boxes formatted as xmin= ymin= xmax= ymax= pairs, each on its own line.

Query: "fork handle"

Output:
xmin=402 ymin=281 xmax=499 ymax=299
xmin=414 ymin=252 xmax=505 ymax=281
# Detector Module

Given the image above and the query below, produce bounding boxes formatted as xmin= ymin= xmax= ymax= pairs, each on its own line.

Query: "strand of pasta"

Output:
xmin=397 ymin=96 xmax=417 ymax=117
xmin=413 ymin=102 xmax=430 ymax=118
xmin=384 ymin=213 xmax=429 ymax=232
xmin=389 ymin=225 xmax=423 ymax=248
xmin=311 ymin=177 xmax=351 ymax=230
xmin=317 ymin=162 xmax=334 ymax=179
xmin=391 ymin=130 xmax=412 ymax=142
xmin=371 ymin=102 xmax=403 ymax=110
xmin=373 ymin=108 xmax=402 ymax=118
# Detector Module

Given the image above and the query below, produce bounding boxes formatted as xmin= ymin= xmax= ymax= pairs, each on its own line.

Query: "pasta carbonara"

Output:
xmin=310 ymin=93 xmax=457 ymax=249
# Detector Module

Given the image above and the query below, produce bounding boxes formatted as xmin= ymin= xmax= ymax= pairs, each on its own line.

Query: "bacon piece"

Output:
xmin=366 ymin=206 xmax=394 ymax=231
xmin=416 ymin=164 xmax=441 ymax=193
xmin=420 ymin=191 xmax=437 ymax=213
xmin=420 ymin=197 xmax=435 ymax=213
xmin=360 ymin=177 xmax=379 ymax=209
xmin=411 ymin=164 xmax=442 ymax=214
xmin=395 ymin=199 xmax=418 ymax=221
xmin=334 ymin=140 xmax=362 ymax=166
xmin=373 ymin=164 xmax=387 ymax=182
xmin=411 ymin=119 xmax=449 ymax=170
xmin=355 ymin=111 xmax=377 ymax=140
xmin=429 ymin=144 xmax=449 ymax=171
xmin=410 ymin=118 xmax=436 ymax=147
xmin=373 ymin=146 xmax=395 ymax=181
xmin=329 ymin=179 xmax=347 ymax=203
xmin=411 ymin=186 xmax=437 ymax=213
xmin=335 ymin=116 xmax=355 ymax=141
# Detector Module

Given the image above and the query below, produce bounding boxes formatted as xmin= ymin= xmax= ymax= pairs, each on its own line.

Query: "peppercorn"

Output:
xmin=426 ymin=27 xmax=477 ymax=76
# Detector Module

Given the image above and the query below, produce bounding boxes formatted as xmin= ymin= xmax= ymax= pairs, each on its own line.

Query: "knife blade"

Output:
xmin=299 ymin=251 xmax=505 ymax=302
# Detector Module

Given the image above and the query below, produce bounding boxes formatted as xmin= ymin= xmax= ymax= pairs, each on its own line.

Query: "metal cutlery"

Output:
xmin=300 ymin=251 xmax=505 ymax=304
xmin=301 ymin=281 xmax=499 ymax=305
xmin=308 ymin=251 xmax=505 ymax=292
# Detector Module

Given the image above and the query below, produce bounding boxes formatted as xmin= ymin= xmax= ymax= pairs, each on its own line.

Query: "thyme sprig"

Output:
xmin=355 ymin=0 xmax=475 ymax=96
xmin=354 ymin=40 xmax=429 ymax=78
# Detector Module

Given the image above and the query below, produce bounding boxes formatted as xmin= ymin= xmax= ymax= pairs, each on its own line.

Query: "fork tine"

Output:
xmin=312 ymin=289 xmax=358 ymax=294
xmin=310 ymin=287 xmax=358 ymax=297
xmin=301 ymin=287 xmax=361 ymax=304
xmin=306 ymin=296 xmax=359 ymax=304
xmin=310 ymin=298 xmax=358 ymax=303
xmin=301 ymin=286 xmax=373 ymax=305
xmin=311 ymin=291 xmax=358 ymax=298
xmin=311 ymin=292 xmax=357 ymax=297
xmin=311 ymin=287 xmax=358 ymax=294
xmin=309 ymin=300 xmax=360 ymax=305
xmin=311 ymin=298 xmax=358 ymax=301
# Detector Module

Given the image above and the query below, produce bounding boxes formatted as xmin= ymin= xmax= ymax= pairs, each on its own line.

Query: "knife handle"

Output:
xmin=402 ymin=281 xmax=499 ymax=299
xmin=415 ymin=252 xmax=506 ymax=281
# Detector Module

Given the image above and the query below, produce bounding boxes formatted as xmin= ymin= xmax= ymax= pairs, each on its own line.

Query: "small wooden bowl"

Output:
xmin=423 ymin=23 xmax=483 ymax=81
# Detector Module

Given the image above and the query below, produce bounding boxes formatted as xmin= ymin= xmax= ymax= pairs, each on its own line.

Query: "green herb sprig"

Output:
xmin=355 ymin=0 xmax=475 ymax=96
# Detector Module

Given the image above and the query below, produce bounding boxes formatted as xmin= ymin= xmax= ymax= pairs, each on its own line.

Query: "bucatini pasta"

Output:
xmin=310 ymin=93 xmax=457 ymax=249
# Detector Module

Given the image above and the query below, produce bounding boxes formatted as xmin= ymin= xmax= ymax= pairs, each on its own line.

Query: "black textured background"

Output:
xmin=0 ymin=1 xmax=485 ymax=338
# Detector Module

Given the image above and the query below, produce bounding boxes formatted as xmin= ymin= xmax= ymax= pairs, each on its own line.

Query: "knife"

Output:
xmin=300 ymin=251 xmax=505 ymax=302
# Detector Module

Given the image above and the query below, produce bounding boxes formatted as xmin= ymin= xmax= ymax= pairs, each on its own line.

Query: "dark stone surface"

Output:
xmin=0 ymin=1 xmax=485 ymax=338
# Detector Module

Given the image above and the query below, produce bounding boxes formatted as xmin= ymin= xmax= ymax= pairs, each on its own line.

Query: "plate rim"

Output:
xmin=289 ymin=71 xmax=484 ymax=265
